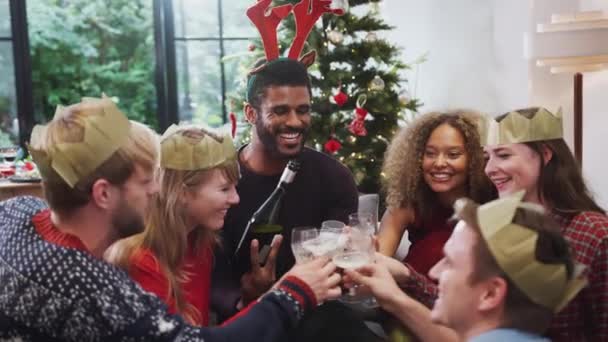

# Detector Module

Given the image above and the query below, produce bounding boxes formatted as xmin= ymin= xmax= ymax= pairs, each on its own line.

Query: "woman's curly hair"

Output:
xmin=382 ymin=110 xmax=495 ymax=218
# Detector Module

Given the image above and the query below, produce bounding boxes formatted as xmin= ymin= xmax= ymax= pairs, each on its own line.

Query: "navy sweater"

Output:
xmin=0 ymin=196 xmax=315 ymax=341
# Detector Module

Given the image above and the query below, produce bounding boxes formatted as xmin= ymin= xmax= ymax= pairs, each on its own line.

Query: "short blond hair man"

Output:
xmin=0 ymin=97 xmax=339 ymax=341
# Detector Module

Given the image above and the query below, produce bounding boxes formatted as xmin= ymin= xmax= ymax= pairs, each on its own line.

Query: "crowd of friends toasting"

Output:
xmin=0 ymin=54 xmax=606 ymax=342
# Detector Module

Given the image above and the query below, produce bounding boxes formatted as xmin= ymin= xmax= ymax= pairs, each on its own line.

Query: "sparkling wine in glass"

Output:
xmin=291 ymin=226 xmax=318 ymax=264
xmin=333 ymin=224 xmax=374 ymax=303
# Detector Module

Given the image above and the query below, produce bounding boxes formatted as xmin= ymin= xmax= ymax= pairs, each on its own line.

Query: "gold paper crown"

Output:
xmin=160 ymin=124 xmax=237 ymax=171
xmin=480 ymin=107 xmax=563 ymax=146
xmin=474 ymin=191 xmax=586 ymax=312
xmin=28 ymin=96 xmax=130 ymax=188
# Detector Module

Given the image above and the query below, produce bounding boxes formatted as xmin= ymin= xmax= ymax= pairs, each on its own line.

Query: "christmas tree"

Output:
xmin=228 ymin=0 xmax=421 ymax=194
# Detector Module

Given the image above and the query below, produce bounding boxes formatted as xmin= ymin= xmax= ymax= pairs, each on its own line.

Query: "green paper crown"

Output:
xmin=160 ymin=124 xmax=237 ymax=171
xmin=480 ymin=107 xmax=563 ymax=146
xmin=470 ymin=191 xmax=587 ymax=312
xmin=28 ymin=96 xmax=130 ymax=188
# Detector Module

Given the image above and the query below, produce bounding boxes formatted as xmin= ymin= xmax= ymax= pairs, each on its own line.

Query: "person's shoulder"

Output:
xmin=130 ymin=246 xmax=163 ymax=273
xmin=301 ymin=147 xmax=352 ymax=174
xmin=571 ymin=211 xmax=608 ymax=240
xmin=0 ymin=195 xmax=47 ymax=217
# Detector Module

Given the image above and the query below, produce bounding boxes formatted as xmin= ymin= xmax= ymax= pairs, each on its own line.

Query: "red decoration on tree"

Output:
xmin=248 ymin=43 xmax=257 ymax=52
xmin=333 ymin=84 xmax=348 ymax=107
xmin=229 ymin=112 xmax=237 ymax=138
xmin=349 ymin=95 xmax=369 ymax=136
xmin=349 ymin=107 xmax=368 ymax=136
xmin=324 ymin=135 xmax=342 ymax=154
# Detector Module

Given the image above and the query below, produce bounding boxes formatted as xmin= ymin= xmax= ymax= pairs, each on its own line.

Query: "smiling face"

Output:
xmin=484 ymin=143 xmax=542 ymax=203
xmin=253 ymin=85 xmax=311 ymax=158
xmin=113 ymin=164 xmax=159 ymax=238
xmin=183 ymin=168 xmax=240 ymax=231
xmin=429 ymin=221 xmax=487 ymax=335
xmin=422 ymin=123 xmax=469 ymax=196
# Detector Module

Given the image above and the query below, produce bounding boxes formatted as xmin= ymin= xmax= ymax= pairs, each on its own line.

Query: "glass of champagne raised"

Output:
xmin=291 ymin=226 xmax=319 ymax=264
xmin=332 ymin=223 xmax=374 ymax=303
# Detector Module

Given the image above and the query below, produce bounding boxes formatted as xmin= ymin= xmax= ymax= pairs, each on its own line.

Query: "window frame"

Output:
xmin=6 ymin=0 xmax=34 ymax=147
xmin=156 ymin=0 xmax=255 ymax=129
xmin=7 ymin=0 xmax=253 ymax=140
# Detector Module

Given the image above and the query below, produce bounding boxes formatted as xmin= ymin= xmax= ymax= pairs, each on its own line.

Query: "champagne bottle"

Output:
xmin=234 ymin=159 xmax=301 ymax=265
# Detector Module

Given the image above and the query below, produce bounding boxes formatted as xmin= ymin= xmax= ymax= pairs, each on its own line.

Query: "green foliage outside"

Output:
xmin=28 ymin=0 xmax=157 ymax=127
xmin=229 ymin=0 xmax=422 ymax=193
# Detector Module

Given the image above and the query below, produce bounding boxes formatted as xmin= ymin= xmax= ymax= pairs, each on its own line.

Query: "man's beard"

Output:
xmin=111 ymin=197 xmax=145 ymax=239
xmin=255 ymin=119 xmax=308 ymax=159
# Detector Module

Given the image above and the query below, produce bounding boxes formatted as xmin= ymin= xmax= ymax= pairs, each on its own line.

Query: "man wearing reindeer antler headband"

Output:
xmin=212 ymin=0 xmax=359 ymax=321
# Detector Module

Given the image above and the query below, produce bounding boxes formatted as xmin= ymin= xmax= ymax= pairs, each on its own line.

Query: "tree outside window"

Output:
xmin=173 ymin=0 xmax=255 ymax=127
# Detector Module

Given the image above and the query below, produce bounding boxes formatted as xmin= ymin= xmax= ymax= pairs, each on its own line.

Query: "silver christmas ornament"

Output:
xmin=328 ymin=30 xmax=344 ymax=44
xmin=369 ymin=75 xmax=385 ymax=91
xmin=364 ymin=32 xmax=378 ymax=43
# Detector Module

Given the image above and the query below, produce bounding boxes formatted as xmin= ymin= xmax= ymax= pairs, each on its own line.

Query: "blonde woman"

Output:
xmin=378 ymin=111 xmax=495 ymax=275
xmin=106 ymin=125 xmax=240 ymax=326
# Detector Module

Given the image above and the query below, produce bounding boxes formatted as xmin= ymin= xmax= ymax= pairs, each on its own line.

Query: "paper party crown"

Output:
xmin=471 ymin=191 xmax=587 ymax=312
xmin=480 ymin=107 xmax=563 ymax=146
xmin=28 ymin=96 xmax=130 ymax=188
xmin=160 ymin=124 xmax=237 ymax=171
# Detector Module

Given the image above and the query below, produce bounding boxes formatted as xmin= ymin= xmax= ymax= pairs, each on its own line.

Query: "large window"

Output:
xmin=27 ymin=0 xmax=157 ymax=128
xmin=0 ymin=0 xmax=18 ymax=147
xmin=172 ymin=0 xmax=255 ymax=126
xmin=0 ymin=0 xmax=256 ymax=146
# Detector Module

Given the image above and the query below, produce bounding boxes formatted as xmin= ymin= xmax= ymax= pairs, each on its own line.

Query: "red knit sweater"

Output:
xmin=128 ymin=239 xmax=213 ymax=326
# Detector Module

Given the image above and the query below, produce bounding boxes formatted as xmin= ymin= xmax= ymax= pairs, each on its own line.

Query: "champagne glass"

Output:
xmin=332 ymin=223 xmax=374 ymax=303
xmin=348 ymin=212 xmax=380 ymax=307
xmin=318 ymin=220 xmax=347 ymax=258
xmin=349 ymin=212 xmax=376 ymax=235
xmin=291 ymin=226 xmax=318 ymax=264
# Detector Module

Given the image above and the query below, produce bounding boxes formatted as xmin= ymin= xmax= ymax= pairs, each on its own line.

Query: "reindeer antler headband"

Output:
xmin=246 ymin=0 xmax=344 ymax=101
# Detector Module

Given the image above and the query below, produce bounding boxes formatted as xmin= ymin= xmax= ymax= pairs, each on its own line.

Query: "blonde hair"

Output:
xmin=382 ymin=110 xmax=495 ymax=218
xmin=37 ymin=102 xmax=159 ymax=215
xmin=106 ymin=129 xmax=239 ymax=325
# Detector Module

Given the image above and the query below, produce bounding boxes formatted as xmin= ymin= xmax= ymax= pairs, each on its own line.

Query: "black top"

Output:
xmin=212 ymin=146 xmax=359 ymax=319
xmin=0 ymin=196 xmax=315 ymax=342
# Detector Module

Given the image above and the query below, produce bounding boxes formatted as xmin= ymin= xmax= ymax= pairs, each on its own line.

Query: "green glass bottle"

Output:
xmin=234 ymin=159 xmax=301 ymax=264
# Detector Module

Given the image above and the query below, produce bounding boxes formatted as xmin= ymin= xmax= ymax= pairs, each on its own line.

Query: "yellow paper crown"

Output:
xmin=473 ymin=191 xmax=586 ymax=312
xmin=160 ymin=124 xmax=237 ymax=171
xmin=481 ymin=107 xmax=563 ymax=146
xmin=28 ymin=96 xmax=130 ymax=188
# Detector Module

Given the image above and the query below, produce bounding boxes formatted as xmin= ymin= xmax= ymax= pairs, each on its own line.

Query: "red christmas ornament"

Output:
xmin=229 ymin=112 xmax=237 ymax=138
xmin=333 ymin=89 xmax=348 ymax=107
xmin=248 ymin=43 xmax=256 ymax=52
xmin=349 ymin=107 xmax=369 ymax=136
xmin=324 ymin=136 xmax=342 ymax=154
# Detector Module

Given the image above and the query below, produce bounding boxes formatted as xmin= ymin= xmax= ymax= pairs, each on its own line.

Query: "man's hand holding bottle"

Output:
xmin=240 ymin=233 xmax=342 ymax=306
xmin=240 ymin=235 xmax=283 ymax=303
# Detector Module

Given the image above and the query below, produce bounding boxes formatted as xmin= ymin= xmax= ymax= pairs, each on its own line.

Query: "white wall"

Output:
xmin=381 ymin=0 xmax=529 ymax=114
xmin=381 ymin=0 xmax=608 ymax=208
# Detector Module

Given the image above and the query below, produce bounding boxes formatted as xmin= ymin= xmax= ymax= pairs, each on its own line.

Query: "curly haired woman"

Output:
xmin=378 ymin=111 xmax=495 ymax=275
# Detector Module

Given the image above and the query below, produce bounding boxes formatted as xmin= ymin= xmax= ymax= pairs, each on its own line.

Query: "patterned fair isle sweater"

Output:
xmin=0 ymin=196 xmax=316 ymax=342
